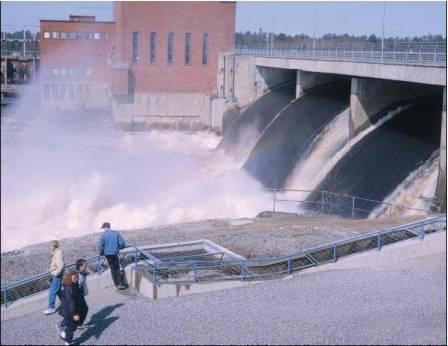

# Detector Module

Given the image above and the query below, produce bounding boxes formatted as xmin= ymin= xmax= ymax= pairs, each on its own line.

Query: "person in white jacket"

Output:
xmin=44 ymin=240 xmax=65 ymax=315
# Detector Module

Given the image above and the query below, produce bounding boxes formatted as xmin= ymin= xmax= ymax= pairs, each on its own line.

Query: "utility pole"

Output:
xmin=313 ymin=3 xmax=317 ymax=57
xmin=381 ymin=2 xmax=385 ymax=61
xmin=23 ymin=26 xmax=26 ymax=57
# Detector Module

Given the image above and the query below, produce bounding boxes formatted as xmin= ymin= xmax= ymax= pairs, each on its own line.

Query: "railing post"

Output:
xmin=193 ymin=263 xmax=197 ymax=282
xmin=287 ymin=257 xmax=291 ymax=274
xmin=134 ymin=248 xmax=138 ymax=267
xmin=352 ymin=196 xmax=355 ymax=218
xmin=153 ymin=261 xmax=157 ymax=283
xmin=333 ymin=246 xmax=337 ymax=262
xmin=96 ymin=256 xmax=101 ymax=274
xmin=321 ymin=191 xmax=325 ymax=214
xmin=4 ymin=288 xmax=7 ymax=308
xmin=273 ymin=190 xmax=276 ymax=213
xmin=377 ymin=234 xmax=381 ymax=251
xmin=240 ymin=262 xmax=245 ymax=281
xmin=420 ymin=226 xmax=425 ymax=240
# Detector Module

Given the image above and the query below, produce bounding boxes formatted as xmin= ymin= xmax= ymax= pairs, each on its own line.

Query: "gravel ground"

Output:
xmin=1 ymin=243 xmax=445 ymax=345
xmin=1 ymin=213 xmax=427 ymax=284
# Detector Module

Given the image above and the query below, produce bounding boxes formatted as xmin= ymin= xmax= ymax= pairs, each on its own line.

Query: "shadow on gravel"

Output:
xmin=74 ymin=303 xmax=123 ymax=344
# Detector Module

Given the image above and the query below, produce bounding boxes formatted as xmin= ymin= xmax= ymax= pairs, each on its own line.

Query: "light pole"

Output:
xmin=381 ymin=2 xmax=385 ymax=61
xmin=313 ymin=3 xmax=317 ymax=57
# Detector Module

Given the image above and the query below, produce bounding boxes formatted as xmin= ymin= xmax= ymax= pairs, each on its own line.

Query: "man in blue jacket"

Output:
xmin=97 ymin=222 xmax=127 ymax=290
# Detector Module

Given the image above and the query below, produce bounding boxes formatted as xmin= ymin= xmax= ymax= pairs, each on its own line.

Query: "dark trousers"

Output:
xmin=63 ymin=319 xmax=77 ymax=342
xmin=105 ymin=255 xmax=124 ymax=287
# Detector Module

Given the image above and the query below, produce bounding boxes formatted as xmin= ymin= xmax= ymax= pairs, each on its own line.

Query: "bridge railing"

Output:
xmin=235 ymin=43 xmax=447 ymax=67
xmin=270 ymin=188 xmax=439 ymax=219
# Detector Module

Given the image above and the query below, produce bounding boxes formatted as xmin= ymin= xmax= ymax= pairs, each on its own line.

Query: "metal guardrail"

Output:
xmin=2 ymin=216 xmax=446 ymax=306
xmin=235 ymin=44 xmax=447 ymax=67
xmin=144 ymin=216 xmax=446 ymax=283
xmin=270 ymin=188 xmax=438 ymax=218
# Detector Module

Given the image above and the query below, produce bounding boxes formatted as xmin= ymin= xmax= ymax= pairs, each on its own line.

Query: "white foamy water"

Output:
xmin=369 ymin=151 xmax=440 ymax=218
xmin=277 ymin=108 xmax=350 ymax=209
xmin=1 ymin=105 xmax=272 ymax=252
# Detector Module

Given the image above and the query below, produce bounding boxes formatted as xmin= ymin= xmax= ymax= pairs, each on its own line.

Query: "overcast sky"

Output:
xmin=1 ymin=1 xmax=446 ymax=38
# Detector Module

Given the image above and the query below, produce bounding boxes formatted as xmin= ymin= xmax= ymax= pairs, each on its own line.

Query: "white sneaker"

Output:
xmin=43 ymin=308 xmax=56 ymax=315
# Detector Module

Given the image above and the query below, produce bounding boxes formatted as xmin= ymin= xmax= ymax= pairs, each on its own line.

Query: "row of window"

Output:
xmin=43 ymin=31 xmax=109 ymax=41
xmin=132 ymin=32 xmax=209 ymax=65
xmin=42 ymin=67 xmax=93 ymax=77
xmin=43 ymin=83 xmax=90 ymax=101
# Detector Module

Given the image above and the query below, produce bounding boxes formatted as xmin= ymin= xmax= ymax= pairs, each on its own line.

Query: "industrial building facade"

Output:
xmin=40 ymin=2 xmax=236 ymax=128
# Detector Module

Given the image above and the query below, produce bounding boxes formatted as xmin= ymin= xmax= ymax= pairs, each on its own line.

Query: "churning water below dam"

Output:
xmin=1 ymin=107 xmax=273 ymax=252
xmin=243 ymin=82 xmax=350 ymax=189
xmin=306 ymin=93 xmax=443 ymax=217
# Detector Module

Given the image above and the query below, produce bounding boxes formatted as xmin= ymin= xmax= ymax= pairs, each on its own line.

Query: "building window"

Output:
xmin=167 ymin=32 xmax=174 ymax=64
xmin=52 ymin=32 xmax=59 ymax=39
xmin=100 ymin=32 xmax=108 ymax=40
xmin=68 ymin=85 xmax=75 ymax=100
xmin=68 ymin=68 xmax=75 ymax=76
xmin=202 ymin=33 xmax=208 ymax=65
xmin=60 ymin=84 xmax=66 ymax=100
xmin=88 ymin=33 xmax=95 ymax=40
xmin=77 ymin=32 xmax=88 ymax=40
xmin=150 ymin=32 xmax=157 ymax=64
xmin=60 ymin=32 xmax=67 ymax=40
xmin=43 ymin=84 xmax=50 ymax=100
xmin=86 ymin=68 xmax=92 ymax=77
xmin=43 ymin=32 xmax=50 ymax=39
xmin=51 ymin=84 xmax=58 ymax=100
xmin=52 ymin=68 xmax=58 ymax=76
xmin=94 ymin=33 xmax=101 ymax=40
xmin=60 ymin=68 xmax=66 ymax=76
xmin=185 ymin=33 xmax=191 ymax=65
xmin=77 ymin=85 xmax=84 ymax=98
xmin=69 ymin=32 xmax=76 ymax=40
xmin=132 ymin=32 xmax=139 ymax=63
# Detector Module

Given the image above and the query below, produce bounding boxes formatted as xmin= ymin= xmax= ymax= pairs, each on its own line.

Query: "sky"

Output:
xmin=1 ymin=1 xmax=446 ymax=38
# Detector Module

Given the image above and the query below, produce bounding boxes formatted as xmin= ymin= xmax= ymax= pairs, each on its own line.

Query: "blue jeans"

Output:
xmin=48 ymin=275 xmax=62 ymax=309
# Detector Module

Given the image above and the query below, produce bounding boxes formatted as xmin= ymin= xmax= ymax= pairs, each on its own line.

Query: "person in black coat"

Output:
xmin=57 ymin=270 xmax=88 ymax=345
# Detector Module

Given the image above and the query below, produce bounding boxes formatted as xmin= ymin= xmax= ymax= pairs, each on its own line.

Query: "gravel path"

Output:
xmin=2 ymin=241 xmax=445 ymax=345
xmin=2 ymin=214 xmax=425 ymax=284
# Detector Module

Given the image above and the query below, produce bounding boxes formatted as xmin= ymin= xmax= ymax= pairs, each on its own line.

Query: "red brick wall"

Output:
xmin=115 ymin=1 xmax=236 ymax=94
xmin=40 ymin=20 xmax=115 ymax=84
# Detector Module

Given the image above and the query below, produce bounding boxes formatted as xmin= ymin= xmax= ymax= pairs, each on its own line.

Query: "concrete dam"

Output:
xmin=218 ymin=54 xmax=446 ymax=216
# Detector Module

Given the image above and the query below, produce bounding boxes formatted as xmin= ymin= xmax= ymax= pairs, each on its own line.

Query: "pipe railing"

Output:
xmin=2 ymin=216 xmax=446 ymax=306
xmin=270 ymin=188 xmax=437 ymax=218
xmin=234 ymin=44 xmax=447 ymax=67
xmin=146 ymin=216 xmax=446 ymax=283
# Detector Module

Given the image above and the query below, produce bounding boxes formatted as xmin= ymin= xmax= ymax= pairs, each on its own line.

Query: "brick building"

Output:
xmin=40 ymin=2 xmax=236 ymax=127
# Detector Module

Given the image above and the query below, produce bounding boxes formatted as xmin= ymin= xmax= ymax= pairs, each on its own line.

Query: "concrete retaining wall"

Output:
xmin=111 ymin=92 xmax=211 ymax=129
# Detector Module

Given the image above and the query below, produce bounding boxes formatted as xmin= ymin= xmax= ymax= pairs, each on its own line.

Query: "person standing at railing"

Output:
xmin=43 ymin=240 xmax=65 ymax=315
xmin=97 ymin=222 xmax=127 ymax=290
xmin=57 ymin=270 xmax=87 ymax=346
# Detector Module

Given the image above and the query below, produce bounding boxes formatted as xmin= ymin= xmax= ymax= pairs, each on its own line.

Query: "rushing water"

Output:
xmin=369 ymin=151 xmax=440 ymax=218
xmin=306 ymin=93 xmax=442 ymax=217
xmin=1 ymin=102 xmax=272 ymax=252
xmin=243 ymin=83 xmax=350 ymax=189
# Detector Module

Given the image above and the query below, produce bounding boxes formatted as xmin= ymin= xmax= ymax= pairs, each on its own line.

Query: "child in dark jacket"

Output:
xmin=57 ymin=270 xmax=88 ymax=345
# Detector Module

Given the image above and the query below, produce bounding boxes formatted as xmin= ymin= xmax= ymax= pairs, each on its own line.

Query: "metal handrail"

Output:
xmin=234 ymin=45 xmax=446 ymax=67
xmin=2 ymin=216 xmax=445 ymax=305
xmin=155 ymin=216 xmax=445 ymax=267
xmin=270 ymin=188 xmax=437 ymax=217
